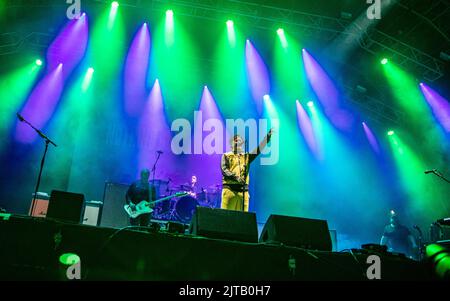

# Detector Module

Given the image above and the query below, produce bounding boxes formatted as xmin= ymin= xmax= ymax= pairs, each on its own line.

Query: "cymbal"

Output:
xmin=150 ymin=179 xmax=169 ymax=184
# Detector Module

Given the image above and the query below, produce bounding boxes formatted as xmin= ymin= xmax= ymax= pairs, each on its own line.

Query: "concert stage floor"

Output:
xmin=0 ymin=214 xmax=431 ymax=281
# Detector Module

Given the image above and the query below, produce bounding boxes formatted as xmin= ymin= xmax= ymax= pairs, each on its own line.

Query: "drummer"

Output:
xmin=182 ymin=175 xmax=209 ymax=204
xmin=184 ymin=175 xmax=199 ymax=198
xmin=189 ymin=175 xmax=197 ymax=198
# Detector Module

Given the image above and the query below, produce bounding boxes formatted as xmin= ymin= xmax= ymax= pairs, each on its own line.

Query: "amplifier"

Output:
xmin=29 ymin=192 xmax=50 ymax=218
xmin=82 ymin=201 xmax=103 ymax=226
xmin=101 ymin=182 xmax=129 ymax=228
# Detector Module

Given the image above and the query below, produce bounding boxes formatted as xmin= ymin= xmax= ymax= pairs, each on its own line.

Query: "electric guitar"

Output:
xmin=124 ymin=192 xmax=188 ymax=219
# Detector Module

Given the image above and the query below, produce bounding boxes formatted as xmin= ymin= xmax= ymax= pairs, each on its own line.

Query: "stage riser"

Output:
xmin=0 ymin=216 xmax=431 ymax=281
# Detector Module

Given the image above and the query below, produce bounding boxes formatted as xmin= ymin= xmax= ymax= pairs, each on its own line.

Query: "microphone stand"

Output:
xmin=242 ymin=140 xmax=248 ymax=212
xmin=18 ymin=114 xmax=57 ymax=217
xmin=151 ymin=151 xmax=162 ymax=188
xmin=413 ymin=225 xmax=423 ymax=261
xmin=427 ymin=170 xmax=450 ymax=184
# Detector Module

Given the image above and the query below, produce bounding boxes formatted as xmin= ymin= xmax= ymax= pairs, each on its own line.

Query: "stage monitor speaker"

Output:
xmin=46 ymin=190 xmax=85 ymax=223
xmin=29 ymin=198 xmax=49 ymax=218
xmin=190 ymin=207 xmax=258 ymax=243
xmin=82 ymin=201 xmax=103 ymax=226
xmin=259 ymin=215 xmax=332 ymax=251
xmin=101 ymin=182 xmax=129 ymax=228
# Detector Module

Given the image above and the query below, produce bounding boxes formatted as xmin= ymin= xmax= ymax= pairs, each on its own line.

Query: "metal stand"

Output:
xmin=427 ymin=169 xmax=450 ymax=184
xmin=151 ymin=151 xmax=163 ymax=186
xmin=242 ymin=140 xmax=248 ymax=212
xmin=17 ymin=114 xmax=57 ymax=216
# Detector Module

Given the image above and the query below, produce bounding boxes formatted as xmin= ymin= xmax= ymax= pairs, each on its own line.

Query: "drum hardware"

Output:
xmin=149 ymin=179 xmax=222 ymax=223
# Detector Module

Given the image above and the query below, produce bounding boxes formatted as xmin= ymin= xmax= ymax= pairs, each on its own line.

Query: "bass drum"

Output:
xmin=175 ymin=196 xmax=199 ymax=223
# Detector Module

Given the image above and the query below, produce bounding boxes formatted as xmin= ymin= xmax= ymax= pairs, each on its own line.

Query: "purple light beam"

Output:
xmin=190 ymin=86 xmax=227 ymax=187
xmin=362 ymin=122 xmax=380 ymax=154
xmin=296 ymin=100 xmax=320 ymax=159
xmin=47 ymin=14 xmax=89 ymax=80
xmin=15 ymin=64 xmax=65 ymax=143
xmin=125 ymin=23 xmax=151 ymax=116
xmin=245 ymin=40 xmax=270 ymax=115
xmin=302 ymin=49 xmax=354 ymax=131
xmin=419 ymin=83 xmax=450 ymax=133
xmin=138 ymin=79 xmax=174 ymax=177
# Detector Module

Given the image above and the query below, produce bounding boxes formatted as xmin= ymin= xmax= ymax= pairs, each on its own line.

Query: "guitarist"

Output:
xmin=126 ymin=168 xmax=156 ymax=226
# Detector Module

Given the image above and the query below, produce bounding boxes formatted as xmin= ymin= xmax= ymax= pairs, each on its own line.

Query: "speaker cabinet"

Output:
xmin=259 ymin=215 xmax=332 ymax=251
xmin=29 ymin=197 xmax=49 ymax=218
xmin=46 ymin=190 xmax=85 ymax=223
xmin=190 ymin=207 xmax=258 ymax=243
xmin=82 ymin=201 xmax=103 ymax=226
xmin=101 ymin=182 xmax=129 ymax=228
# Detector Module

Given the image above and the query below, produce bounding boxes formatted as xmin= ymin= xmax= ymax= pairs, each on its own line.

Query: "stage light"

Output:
xmin=381 ymin=58 xmax=389 ymax=65
xmin=426 ymin=244 xmax=450 ymax=280
xmin=81 ymin=67 xmax=94 ymax=92
xmin=226 ymin=19 xmax=236 ymax=47
xmin=108 ymin=1 xmax=120 ymax=29
xmin=165 ymin=9 xmax=174 ymax=46
xmin=390 ymin=210 xmax=396 ymax=215
xmin=362 ymin=122 xmax=380 ymax=154
xmin=307 ymin=101 xmax=314 ymax=107
xmin=387 ymin=130 xmax=395 ymax=136
xmin=277 ymin=28 xmax=288 ymax=48
xmin=59 ymin=253 xmax=80 ymax=265
xmin=263 ymin=94 xmax=271 ymax=102
xmin=35 ymin=59 xmax=43 ymax=66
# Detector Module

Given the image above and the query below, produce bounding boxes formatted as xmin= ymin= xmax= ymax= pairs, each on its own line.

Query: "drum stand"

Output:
xmin=166 ymin=207 xmax=178 ymax=221
xmin=155 ymin=200 xmax=178 ymax=222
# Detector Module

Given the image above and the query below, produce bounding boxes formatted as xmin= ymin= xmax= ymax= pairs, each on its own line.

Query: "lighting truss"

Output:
xmin=2 ymin=0 xmax=446 ymax=82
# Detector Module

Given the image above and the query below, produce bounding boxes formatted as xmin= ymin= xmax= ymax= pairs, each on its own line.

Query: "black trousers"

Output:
xmin=130 ymin=213 xmax=151 ymax=227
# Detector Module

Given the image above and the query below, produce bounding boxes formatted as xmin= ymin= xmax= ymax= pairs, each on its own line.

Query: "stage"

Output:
xmin=0 ymin=0 xmax=449 ymax=285
xmin=0 ymin=214 xmax=432 ymax=281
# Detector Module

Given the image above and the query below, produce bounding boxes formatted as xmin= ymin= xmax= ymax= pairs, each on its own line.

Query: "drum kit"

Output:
xmin=151 ymin=179 xmax=221 ymax=223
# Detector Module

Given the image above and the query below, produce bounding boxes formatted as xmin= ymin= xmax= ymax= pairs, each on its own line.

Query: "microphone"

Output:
xmin=17 ymin=113 xmax=25 ymax=122
xmin=424 ymin=169 xmax=436 ymax=174
xmin=157 ymin=150 xmax=163 ymax=154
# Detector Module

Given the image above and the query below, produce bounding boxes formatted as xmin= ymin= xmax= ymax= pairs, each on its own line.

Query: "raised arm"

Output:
xmin=250 ymin=129 xmax=273 ymax=161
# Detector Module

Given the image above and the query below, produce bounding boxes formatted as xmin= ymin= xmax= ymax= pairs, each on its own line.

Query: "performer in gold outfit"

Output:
xmin=220 ymin=129 xmax=273 ymax=212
